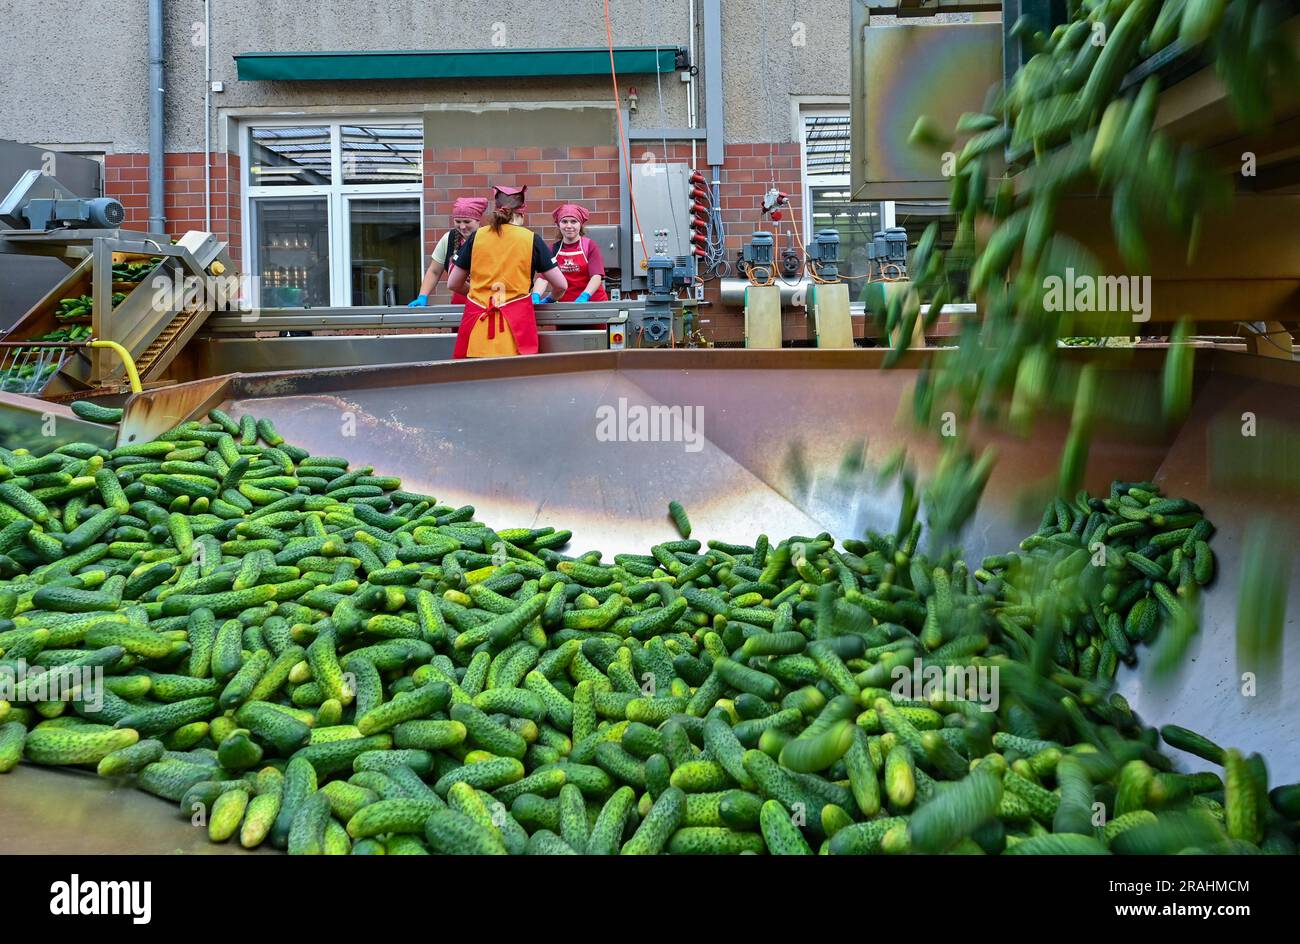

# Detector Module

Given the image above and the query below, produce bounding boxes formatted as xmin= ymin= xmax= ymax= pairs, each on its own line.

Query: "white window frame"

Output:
xmin=342 ymin=192 xmax=426 ymax=307
xmin=797 ymin=104 xmax=895 ymax=246
xmin=240 ymin=117 xmax=424 ymax=308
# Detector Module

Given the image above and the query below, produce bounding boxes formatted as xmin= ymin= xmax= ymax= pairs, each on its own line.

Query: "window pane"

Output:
xmin=249 ymin=126 xmax=332 ymax=187
xmin=810 ymin=186 xmax=880 ymax=282
xmin=252 ymin=198 xmax=330 ymax=307
xmin=349 ymin=198 xmax=421 ymax=306
xmin=804 ymin=114 xmax=851 ymax=179
xmin=341 ymin=125 xmax=423 ymax=185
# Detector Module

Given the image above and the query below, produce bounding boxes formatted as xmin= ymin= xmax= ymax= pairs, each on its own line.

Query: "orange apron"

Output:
xmin=451 ymin=224 xmax=541 ymax=359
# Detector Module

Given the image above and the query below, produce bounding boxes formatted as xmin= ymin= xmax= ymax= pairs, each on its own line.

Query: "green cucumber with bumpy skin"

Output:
xmin=270 ymin=756 xmax=318 ymax=850
xmin=347 ymin=798 xmax=443 ymax=838
xmin=235 ymin=700 xmax=311 ymax=755
xmin=424 ymin=809 xmax=508 ymax=855
xmin=845 ymin=728 xmax=881 ymax=817
xmin=71 ymin=401 xmax=124 ymax=424
xmin=760 ymin=799 xmax=813 ymax=854
xmin=113 ymin=697 xmax=218 ymax=737
xmin=357 ymin=682 xmax=449 ymax=735
xmin=1160 ymin=724 xmax=1224 ymax=765
xmin=23 ymin=725 xmax=138 ymax=766
xmin=586 ymin=785 xmax=637 ymax=855
xmin=621 ymin=786 xmax=685 ymax=855
xmin=434 ymin=756 xmax=525 ymax=796
xmin=96 ymin=737 xmax=165 ymax=777
xmin=827 ymin=816 xmax=907 ymax=855
xmin=0 ymin=722 xmax=27 ymax=772
xmin=286 ymin=791 xmax=331 ymax=855
xmin=666 ymin=826 xmax=765 ymax=855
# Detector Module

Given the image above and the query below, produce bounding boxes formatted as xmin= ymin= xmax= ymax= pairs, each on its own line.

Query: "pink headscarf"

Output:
xmin=493 ymin=184 xmax=527 ymax=216
xmin=451 ymin=196 xmax=487 ymax=220
xmin=552 ymin=203 xmax=590 ymax=226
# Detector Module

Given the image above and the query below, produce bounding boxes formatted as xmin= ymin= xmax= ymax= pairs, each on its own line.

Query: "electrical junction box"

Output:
xmin=629 ymin=162 xmax=691 ymax=268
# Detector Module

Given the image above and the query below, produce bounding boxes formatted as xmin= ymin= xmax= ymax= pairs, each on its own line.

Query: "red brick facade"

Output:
xmin=102 ymin=142 xmax=812 ymax=343
xmin=422 ymin=143 xmax=623 ymax=259
xmin=421 ymin=139 xmax=805 ymax=341
xmin=104 ymin=151 xmax=242 ymax=262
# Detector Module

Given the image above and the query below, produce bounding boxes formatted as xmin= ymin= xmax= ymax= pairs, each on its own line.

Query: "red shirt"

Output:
xmin=552 ymin=237 xmax=609 ymax=302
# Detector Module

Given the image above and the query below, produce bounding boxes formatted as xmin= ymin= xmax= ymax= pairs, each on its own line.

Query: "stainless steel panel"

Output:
xmin=0 ymin=766 xmax=274 ymax=855
xmin=584 ymin=224 xmax=621 ymax=270
xmin=629 ymin=162 xmax=691 ymax=263
xmin=851 ymin=16 xmax=1004 ymax=201
xmin=194 ymin=334 xmax=458 ymax=373
xmin=0 ymin=391 xmax=118 ymax=452
xmin=194 ymin=329 xmax=612 ymax=373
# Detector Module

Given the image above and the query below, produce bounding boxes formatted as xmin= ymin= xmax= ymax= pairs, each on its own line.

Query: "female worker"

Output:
xmin=531 ymin=203 xmax=609 ymax=304
xmin=407 ymin=196 xmax=487 ymax=307
xmin=446 ymin=185 xmax=568 ymax=358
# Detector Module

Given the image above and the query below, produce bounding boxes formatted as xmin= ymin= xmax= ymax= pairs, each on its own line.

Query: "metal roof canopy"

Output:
xmin=234 ymin=47 xmax=685 ymax=81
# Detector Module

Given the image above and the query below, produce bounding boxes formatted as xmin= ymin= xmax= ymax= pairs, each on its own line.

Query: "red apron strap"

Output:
xmin=452 ymin=294 xmax=537 ymax=358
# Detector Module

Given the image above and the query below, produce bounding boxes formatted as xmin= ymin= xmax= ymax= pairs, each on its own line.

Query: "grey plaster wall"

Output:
xmin=0 ymin=1 xmax=905 ymax=153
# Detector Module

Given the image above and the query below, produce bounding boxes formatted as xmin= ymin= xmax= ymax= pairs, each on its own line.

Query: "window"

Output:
xmin=800 ymin=110 xmax=885 ymax=282
xmin=243 ymin=121 xmax=423 ymax=307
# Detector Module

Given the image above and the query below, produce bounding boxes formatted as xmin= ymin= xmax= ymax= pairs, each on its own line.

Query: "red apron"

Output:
xmin=555 ymin=239 xmax=609 ymax=302
xmin=452 ymin=293 xmax=539 ymax=359
xmin=451 ymin=290 xmax=469 ymax=305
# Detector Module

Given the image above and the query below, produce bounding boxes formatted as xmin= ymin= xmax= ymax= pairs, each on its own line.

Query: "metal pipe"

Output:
xmin=147 ymin=0 xmax=165 ymax=235
xmin=687 ymin=0 xmax=697 ymax=168
xmin=718 ymin=275 xmax=979 ymax=314
xmin=719 ymin=277 xmax=814 ymax=307
xmin=702 ymin=0 xmax=723 ymax=168
xmin=203 ymin=0 xmax=211 ymax=233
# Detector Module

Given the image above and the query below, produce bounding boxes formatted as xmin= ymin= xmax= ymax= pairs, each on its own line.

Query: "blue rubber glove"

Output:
xmin=532 ymin=293 xmax=553 ymax=305
xmin=407 ymin=294 xmax=428 ymax=308
xmin=575 ymin=292 xmax=591 ymax=303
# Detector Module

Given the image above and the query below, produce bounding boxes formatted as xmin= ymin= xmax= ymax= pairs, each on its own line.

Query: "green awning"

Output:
xmin=235 ymin=47 xmax=683 ymax=81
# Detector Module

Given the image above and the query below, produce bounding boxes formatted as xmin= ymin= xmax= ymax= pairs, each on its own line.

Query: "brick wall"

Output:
xmin=104 ymin=151 xmax=241 ymax=260
xmin=419 ymin=139 xmax=807 ymax=342
xmin=422 ymin=143 xmax=622 ymax=274
xmin=103 ymin=142 xmax=815 ymax=344
xmin=715 ymin=142 xmax=805 ymax=344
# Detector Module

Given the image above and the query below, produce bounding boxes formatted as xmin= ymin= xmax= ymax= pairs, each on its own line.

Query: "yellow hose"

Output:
xmin=88 ymin=340 xmax=142 ymax=394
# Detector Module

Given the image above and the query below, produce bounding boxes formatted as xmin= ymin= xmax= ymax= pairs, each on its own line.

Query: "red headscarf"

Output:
xmin=451 ymin=196 xmax=487 ymax=219
xmin=552 ymin=203 xmax=590 ymax=226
